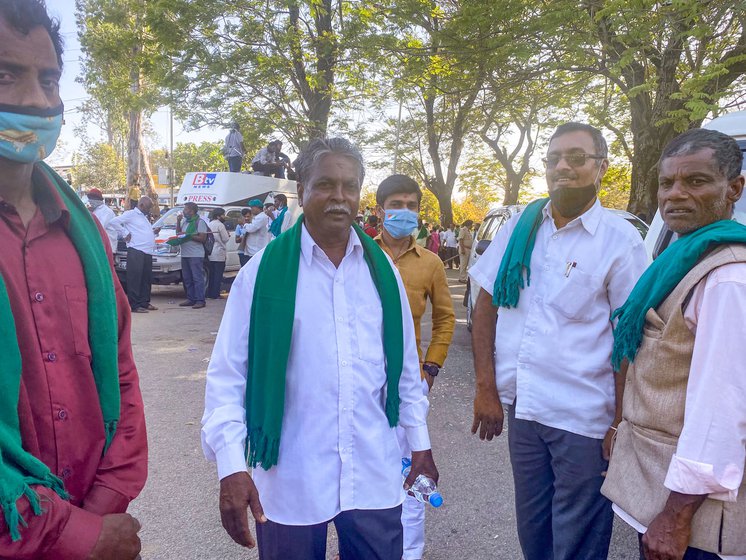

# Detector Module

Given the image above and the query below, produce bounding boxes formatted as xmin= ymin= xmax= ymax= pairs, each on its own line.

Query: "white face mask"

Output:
xmin=89 ymin=199 xmax=104 ymax=209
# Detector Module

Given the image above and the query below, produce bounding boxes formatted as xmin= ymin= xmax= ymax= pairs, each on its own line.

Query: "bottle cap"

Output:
xmin=429 ymin=492 xmax=443 ymax=508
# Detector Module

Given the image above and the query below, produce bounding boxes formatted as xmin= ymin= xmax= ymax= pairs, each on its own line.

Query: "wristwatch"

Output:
xmin=422 ymin=363 xmax=440 ymax=377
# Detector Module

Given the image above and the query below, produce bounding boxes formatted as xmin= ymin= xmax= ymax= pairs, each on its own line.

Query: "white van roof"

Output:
xmin=177 ymin=172 xmax=297 ymax=206
xmin=703 ymin=110 xmax=746 ymax=139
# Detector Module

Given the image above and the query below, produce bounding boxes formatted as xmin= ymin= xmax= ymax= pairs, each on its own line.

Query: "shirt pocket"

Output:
xmin=356 ymin=303 xmax=385 ymax=364
xmin=546 ymin=267 xmax=602 ymax=322
xmin=65 ymin=285 xmax=91 ymax=357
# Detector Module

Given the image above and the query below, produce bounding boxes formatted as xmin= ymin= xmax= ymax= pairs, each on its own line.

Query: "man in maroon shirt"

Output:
xmin=0 ymin=1 xmax=147 ymax=558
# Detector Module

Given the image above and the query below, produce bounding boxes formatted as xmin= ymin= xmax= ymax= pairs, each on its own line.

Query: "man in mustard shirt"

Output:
xmin=375 ymin=174 xmax=455 ymax=560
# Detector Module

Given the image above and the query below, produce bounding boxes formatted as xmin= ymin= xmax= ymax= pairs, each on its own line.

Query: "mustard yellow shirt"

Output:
xmin=375 ymin=235 xmax=455 ymax=367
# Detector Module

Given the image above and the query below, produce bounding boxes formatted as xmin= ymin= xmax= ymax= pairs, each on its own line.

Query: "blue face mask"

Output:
xmin=383 ymin=208 xmax=419 ymax=239
xmin=0 ymin=103 xmax=64 ymax=163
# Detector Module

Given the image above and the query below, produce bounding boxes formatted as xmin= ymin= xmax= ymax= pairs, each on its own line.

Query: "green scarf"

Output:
xmin=417 ymin=225 xmax=429 ymax=240
xmin=612 ymin=219 xmax=746 ymax=370
xmin=166 ymin=214 xmax=198 ymax=246
xmin=492 ymin=198 xmax=550 ymax=308
xmin=268 ymin=206 xmax=287 ymax=238
xmin=246 ymin=216 xmax=403 ymax=470
xmin=0 ymin=163 xmax=120 ymax=541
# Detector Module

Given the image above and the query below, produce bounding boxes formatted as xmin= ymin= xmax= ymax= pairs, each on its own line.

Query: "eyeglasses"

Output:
xmin=542 ymin=153 xmax=605 ymax=168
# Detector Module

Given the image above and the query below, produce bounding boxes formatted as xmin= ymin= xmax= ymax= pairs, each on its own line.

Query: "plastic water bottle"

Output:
xmin=401 ymin=458 xmax=443 ymax=507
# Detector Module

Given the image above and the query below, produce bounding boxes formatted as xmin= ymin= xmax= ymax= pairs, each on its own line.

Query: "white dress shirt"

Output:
xmin=109 ymin=207 xmax=156 ymax=254
xmin=469 ymin=199 xmax=647 ymax=438
xmin=613 ymin=261 xmax=746 ymax=560
xmin=201 ymin=224 xmax=430 ymax=525
xmin=244 ymin=212 xmax=271 ymax=256
xmin=443 ymin=230 xmax=458 ymax=248
xmin=91 ymin=203 xmax=118 ymax=252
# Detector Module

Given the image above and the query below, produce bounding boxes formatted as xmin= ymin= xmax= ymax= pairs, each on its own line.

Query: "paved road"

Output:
xmin=128 ymin=270 xmax=639 ymax=559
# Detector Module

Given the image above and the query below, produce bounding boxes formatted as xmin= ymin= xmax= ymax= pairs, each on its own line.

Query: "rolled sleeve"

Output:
xmin=47 ymin=506 xmax=103 ymax=560
xmin=665 ymin=455 xmax=741 ymax=501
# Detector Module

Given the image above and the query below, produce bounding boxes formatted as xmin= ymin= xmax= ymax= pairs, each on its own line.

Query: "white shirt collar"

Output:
xmin=300 ymin=223 xmax=362 ymax=266
xmin=542 ymin=197 xmax=603 ymax=236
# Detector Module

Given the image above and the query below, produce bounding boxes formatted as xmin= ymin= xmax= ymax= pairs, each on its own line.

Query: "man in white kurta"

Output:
xmin=202 ymin=137 xmax=436 ymax=560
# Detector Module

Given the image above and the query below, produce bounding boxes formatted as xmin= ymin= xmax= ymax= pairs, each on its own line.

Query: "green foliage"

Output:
xmin=151 ymin=142 xmax=228 ymax=186
xmin=72 ymin=142 xmax=126 ymax=192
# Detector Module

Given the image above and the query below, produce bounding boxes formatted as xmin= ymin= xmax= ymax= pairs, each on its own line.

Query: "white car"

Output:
xmin=463 ymin=205 xmax=648 ymax=331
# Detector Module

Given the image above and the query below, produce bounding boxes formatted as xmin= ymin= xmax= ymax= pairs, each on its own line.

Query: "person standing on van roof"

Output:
xmin=202 ymin=137 xmax=436 ymax=560
xmin=87 ymin=187 xmax=118 ymax=253
xmin=469 ymin=122 xmax=648 ymax=560
xmin=175 ymin=201 xmax=209 ymax=309
xmin=603 ymin=128 xmax=746 ymax=560
xmin=243 ymin=198 xmax=271 ymax=258
xmin=224 ymin=122 xmax=246 ymax=173
xmin=0 ymin=2 xmax=147 ymax=556
xmin=374 ymin=174 xmax=455 ymax=560
xmin=110 ymin=196 xmax=160 ymax=313
xmin=207 ymin=208 xmax=230 ymax=299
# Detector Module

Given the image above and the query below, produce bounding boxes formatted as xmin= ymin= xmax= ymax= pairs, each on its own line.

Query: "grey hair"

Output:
xmin=293 ymin=137 xmax=365 ymax=185
xmin=660 ymin=128 xmax=743 ymax=180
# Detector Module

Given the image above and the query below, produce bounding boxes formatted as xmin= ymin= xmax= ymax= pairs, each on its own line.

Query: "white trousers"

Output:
xmin=397 ymin=378 xmax=430 ymax=560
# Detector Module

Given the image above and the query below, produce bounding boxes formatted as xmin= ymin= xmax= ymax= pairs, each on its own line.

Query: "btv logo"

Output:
xmin=192 ymin=173 xmax=217 ymax=188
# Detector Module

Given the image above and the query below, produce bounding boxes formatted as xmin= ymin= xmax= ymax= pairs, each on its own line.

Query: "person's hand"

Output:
xmin=602 ymin=426 xmax=617 ymax=461
xmin=219 ymin=471 xmax=267 ymax=548
xmin=424 ymin=373 xmax=435 ymax=390
xmin=471 ymin=388 xmax=504 ymax=440
xmin=153 ymin=226 xmax=161 ymax=235
xmin=87 ymin=513 xmax=141 ymax=560
xmin=124 ymin=234 xmax=132 ymax=243
xmin=641 ymin=509 xmax=692 ymax=560
xmin=404 ymin=449 xmax=439 ymax=490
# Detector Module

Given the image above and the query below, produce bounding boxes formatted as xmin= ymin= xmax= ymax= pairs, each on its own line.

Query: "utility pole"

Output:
xmin=169 ymin=106 xmax=174 ymax=207
xmin=393 ymin=97 xmax=403 ymax=175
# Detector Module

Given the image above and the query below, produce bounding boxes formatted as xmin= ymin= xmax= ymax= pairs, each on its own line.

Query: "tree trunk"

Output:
xmin=435 ymin=186 xmax=453 ymax=227
xmin=139 ymin=142 xmax=154 ymax=193
xmin=127 ymin=109 xmax=141 ymax=189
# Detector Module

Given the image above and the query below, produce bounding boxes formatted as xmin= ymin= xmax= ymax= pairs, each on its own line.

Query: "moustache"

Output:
xmin=324 ymin=204 xmax=351 ymax=215
xmin=552 ymin=173 xmax=577 ymax=181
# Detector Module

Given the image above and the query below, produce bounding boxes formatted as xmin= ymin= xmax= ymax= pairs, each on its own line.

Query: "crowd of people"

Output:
xmin=1 ymin=2 xmax=744 ymax=560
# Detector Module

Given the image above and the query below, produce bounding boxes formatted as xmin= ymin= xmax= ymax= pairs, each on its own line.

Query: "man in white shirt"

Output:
xmin=86 ymin=187 xmax=117 ymax=252
xmin=202 ymin=137 xmax=437 ymax=559
xmin=110 ymin=196 xmax=160 ymax=313
xmin=469 ymin=122 xmax=647 ymax=560
xmin=223 ymin=122 xmax=246 ymax=173
xmin=602 ymin=128 xmax=746 ymax=560
xmin=442 ymin=224 xmax=458 ymax=269
xmin=243 ymin=198 xmax=271 ymax=258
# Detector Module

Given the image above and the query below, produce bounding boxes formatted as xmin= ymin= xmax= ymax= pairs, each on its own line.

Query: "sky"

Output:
xmin=47 ymin=0 xmax=218 ymax=167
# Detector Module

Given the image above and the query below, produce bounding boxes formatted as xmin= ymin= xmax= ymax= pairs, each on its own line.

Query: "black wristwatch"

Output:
xmin=422 ymin=363 xmax=440 ymax=377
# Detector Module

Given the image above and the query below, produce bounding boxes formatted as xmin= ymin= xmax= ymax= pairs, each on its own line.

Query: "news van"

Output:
xmin=114 ymin=172 xmax=300 ymax=288
xmin=645 ymin=110 xmax=746 ymax=260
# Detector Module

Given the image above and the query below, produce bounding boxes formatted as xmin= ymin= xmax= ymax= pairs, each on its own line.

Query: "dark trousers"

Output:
xmin=206 ymin=260 xmax=225 ymax=298
xmin=508 ymin=405 xmax=613 ymax=560
xmin=252 ymin=161 xmax=286 ymax=179
xmin=638 ymin=534 xmax=720 ymax=560
xmin=125 ymin=247 xmax=152 ymax=311
xmin=444 ymin=246 xmax=459 ymax=268
xmin=227 ymin=156 xmax=242 ymax=172
xmin=256 ymin=506 xmax=402 ymax=560
xmin=238 ymin=253 xmax=250 ymax=267
xmin=181 ymin=256 xmax=206 ymax=304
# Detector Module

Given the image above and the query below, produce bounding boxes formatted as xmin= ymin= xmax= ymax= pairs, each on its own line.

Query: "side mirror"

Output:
xmin=475 ymin=239 xmax=491 ymax=256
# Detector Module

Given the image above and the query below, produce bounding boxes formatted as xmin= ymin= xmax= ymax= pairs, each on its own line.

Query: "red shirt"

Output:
xmin=0 ymin=168 xmax=147 ymax=559
xmin=364 ymin=224 xmax=378 ymax=238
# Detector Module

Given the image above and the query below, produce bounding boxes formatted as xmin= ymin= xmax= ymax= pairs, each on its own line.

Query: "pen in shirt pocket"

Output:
xmin=564 ymin=261 xmax=577 ymax=277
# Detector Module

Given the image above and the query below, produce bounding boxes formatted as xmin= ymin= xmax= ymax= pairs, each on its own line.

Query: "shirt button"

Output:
xmin=544 ymin=265 xmax=550 ymax=271
xmin=61 ymin=467 xmax=72 ymax=479
xmin=552 ymin=234 xmax=558 ymax=240
xmin=337 ymin=316 xmax=343 ymax=322
xmin=57 ymin=409 xmax=67 ymax=420
xmin=47 ymin=352 xmax=57 ymax=362
xmin=34 ymin=292 xmax=44 ymax=302
xmin=341 ymin=360 xmax=348 ymax=367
